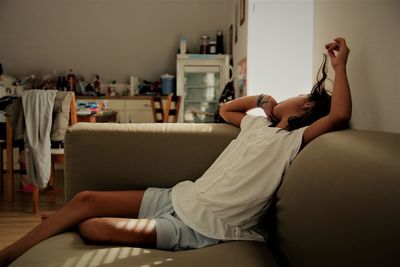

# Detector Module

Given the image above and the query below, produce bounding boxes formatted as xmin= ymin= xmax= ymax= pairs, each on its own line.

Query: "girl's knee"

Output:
xmin=78 ymin=218 xmax=111 ymax=243
xmin=71 ymin=191 xmax=98 ymax=206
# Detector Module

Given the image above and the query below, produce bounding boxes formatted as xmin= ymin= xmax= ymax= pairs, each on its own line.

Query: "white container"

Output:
xmin=130 ymin=76 xmax=139 ymax=96
xmin=161 ymin=74 xmax=176 ymax=95
xmin=180 ymin=37 xmax=187 ymax=55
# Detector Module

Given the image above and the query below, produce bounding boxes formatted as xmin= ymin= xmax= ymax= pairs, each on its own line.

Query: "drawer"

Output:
xmin=106 ymin=100 xmax=125 ymax=109
xmin=126 ymin=110 xmax=153 ymax=123
xmin=125 ymin=99 xmax=152 ymax=110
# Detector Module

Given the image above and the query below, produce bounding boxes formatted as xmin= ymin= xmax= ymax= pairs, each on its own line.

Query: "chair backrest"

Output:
xmin=69 ymin=92 xmax=77 ymax=125
xmin=150 ymin=93 xmax=181 ymax=123
xmin=163 ymin=93 xmax=181 ymax=123
xmin=150 ymin=96 xmax=164 ymax=123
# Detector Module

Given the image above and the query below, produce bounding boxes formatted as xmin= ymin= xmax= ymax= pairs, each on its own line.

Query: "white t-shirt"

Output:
xmin=171 ymin=115 xmax=307 ymax=242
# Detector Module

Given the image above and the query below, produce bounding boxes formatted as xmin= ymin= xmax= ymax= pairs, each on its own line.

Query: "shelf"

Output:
xmin=185 ymin=85 xmax=218 ymax=89
xmin=177 ymin=54 xmax=230 ymax=60
xmin=184 ymin=100 xmax=218 ymax=104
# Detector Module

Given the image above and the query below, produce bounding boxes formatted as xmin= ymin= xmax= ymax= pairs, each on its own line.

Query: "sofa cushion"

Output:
xmin=271 ymin=130 xmax=400 ymax=267
xmin=11 ymin=232 xmax=278 ymax=267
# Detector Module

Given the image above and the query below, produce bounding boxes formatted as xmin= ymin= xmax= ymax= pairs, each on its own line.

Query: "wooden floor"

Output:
xmin=0 ymin=171 xmax=65 ymax=250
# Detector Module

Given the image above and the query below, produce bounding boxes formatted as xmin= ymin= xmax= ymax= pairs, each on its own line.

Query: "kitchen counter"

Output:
xmin=76 ymin=95 xmax=166 ymax=123
xmin=76 ymin=95 xmax=167 ymax=100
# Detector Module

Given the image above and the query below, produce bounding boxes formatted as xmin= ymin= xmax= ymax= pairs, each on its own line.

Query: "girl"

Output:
xmin=0 ymin=37 xmax=351 ymax=265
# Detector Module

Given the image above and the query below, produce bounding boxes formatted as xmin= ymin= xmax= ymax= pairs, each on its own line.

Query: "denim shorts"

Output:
xmin=138 ymin=187 xmax=220 ymax=251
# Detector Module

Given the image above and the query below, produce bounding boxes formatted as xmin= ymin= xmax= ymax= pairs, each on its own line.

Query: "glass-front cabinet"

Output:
xmin=177 ymin=54 xmax=231 ymax=123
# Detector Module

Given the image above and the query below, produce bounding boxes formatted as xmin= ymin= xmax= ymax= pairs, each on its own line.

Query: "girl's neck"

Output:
xmin=276 ymin=117 xmax=288 ymax=129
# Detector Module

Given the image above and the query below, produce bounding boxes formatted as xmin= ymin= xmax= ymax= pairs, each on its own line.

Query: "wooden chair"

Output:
xmin=150 ymin=93 xmax=181 ymax=123
xmin=32 ymin=92 xmax=77 ymax=213
xmin=5 ymin=92 xmax=77 ymax=212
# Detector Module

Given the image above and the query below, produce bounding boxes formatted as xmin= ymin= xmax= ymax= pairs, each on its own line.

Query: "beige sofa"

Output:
xmin=12 ymin=123 xmax=400 ymax=267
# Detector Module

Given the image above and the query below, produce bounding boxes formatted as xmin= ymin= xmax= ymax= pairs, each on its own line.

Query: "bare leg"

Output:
xmin=78 ymin=217 xmax=156 ymax=247
xmin=0 ymin=190 xmax=145 ymax=266
xmin=41 ymin=212 xmax=52 ymax=221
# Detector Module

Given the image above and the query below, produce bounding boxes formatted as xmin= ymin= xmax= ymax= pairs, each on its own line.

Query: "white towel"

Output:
xmin=22 ymin=90 xmax=57 ymax=188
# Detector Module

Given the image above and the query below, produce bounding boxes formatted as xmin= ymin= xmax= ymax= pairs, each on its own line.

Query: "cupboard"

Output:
xmin=176 ymin=54 xmax=231 ymax=123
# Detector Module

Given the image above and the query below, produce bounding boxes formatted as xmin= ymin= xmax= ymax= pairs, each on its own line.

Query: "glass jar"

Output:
xmin=200 ymin=35 xmax=210 ymax=54
xmin=209 ymin=41 xmax=217 ymax=54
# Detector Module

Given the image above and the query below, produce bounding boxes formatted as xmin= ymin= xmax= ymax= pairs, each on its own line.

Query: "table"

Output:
xmin=77 ymin=110 xmax=118 ymax=123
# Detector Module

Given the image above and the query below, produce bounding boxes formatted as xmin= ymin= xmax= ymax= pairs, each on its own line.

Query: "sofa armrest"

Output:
xmin=272 ymin=129 xmax=400 ymax=266
xmin=64 ymin=122 xmax=239 ymax=201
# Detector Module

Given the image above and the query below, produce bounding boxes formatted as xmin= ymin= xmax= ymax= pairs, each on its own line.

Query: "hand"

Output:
xmin=325 ymin=37 xmax=350 ymax=70
xmin=260 ymin=95 xmax=278 ymax=120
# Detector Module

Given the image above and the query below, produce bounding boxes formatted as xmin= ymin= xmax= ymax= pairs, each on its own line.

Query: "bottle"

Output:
xmin=216 ymin=29 xmax=224 ymax=54
xmin=67 ymin=69 xmax=76 ymax=91
xmin=110 ymin=80 xmax=117 ymax=96
xmin=93 ymin=74 xmax=100 ymax=94
xmin=180 ymin=37 xmax=187 ymax=54
xmin=56 ymin=76 xmax=63 ymax=90
xmin=62 ymin=76 xmax=68 ymax=91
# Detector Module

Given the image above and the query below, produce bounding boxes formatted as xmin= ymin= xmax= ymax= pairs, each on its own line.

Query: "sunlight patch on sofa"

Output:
xmin=61 ymin=247 xmax=153 ymax=266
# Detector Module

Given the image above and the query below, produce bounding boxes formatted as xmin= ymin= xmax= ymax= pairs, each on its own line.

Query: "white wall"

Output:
xmin=0 ymin=0 xmax=231 ymax=83
xmin=225 ymin=0 xmax=248 ymax=98
xmin=247 ymin=0 xmax=314 ymax=102
xmin=313 ymin=0 xmax=400 ymax=133
xmin=246 ymin=0 xmax=399 ymax=133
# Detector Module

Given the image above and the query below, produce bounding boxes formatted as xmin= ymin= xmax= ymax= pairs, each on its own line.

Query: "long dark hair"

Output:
xmin=286 ymin=54 xmax=332 ymax=131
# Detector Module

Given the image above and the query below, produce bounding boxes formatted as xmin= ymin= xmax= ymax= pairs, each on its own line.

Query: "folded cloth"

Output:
xmin=22 ymin=90 xmax=56 ymax=188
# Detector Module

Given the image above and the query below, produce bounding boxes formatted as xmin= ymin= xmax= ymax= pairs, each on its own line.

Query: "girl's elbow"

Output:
xmin=339 ymin=109 xmax=352 ymax=123
xmin=219 ymin=103 xmax=228 ymax=118
xmin=331 ymin=112 xmax=351 ymax=127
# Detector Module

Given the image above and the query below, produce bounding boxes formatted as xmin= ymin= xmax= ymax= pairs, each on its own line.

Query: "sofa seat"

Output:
xmin=12 ymin=232 xmax=277 ymax=267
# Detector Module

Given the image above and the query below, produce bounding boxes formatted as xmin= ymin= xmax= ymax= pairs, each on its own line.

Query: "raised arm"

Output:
xmin=302 ymin=37 xmax=352 ymax=145
xmin=219 ymin=94 xmax=278 ymax=127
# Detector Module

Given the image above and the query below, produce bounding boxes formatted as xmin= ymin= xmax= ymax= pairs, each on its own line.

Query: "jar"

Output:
xmin=200 ymin=35 xmax=210 ymax=54
xmin=209 ymin=41 xmax=217 ymax=54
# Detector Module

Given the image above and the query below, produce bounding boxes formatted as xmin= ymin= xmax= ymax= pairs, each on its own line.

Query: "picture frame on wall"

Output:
xmin=235 ymin=0 xmax=238 ymax=44
xmin=240 ymin=0 xmax=246 ymax=25
xmin=229 ymin=24 xmax=233 ymax=55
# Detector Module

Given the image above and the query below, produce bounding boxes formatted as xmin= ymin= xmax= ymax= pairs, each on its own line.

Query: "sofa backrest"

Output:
xmin=268 ymin=129 xmax=400 ymax=267
xmin=64 ymin=123 xmax=240 ymax=200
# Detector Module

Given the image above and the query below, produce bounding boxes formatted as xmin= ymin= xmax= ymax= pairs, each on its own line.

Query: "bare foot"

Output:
xmin=0 ymin=247 xmax=18 ymax=267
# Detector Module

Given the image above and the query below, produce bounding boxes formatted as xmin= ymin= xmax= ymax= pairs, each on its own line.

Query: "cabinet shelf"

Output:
xmin=184 ymin=100 xmax=218 ymax=103
xmin=184 ymin=85 xmax=219 ymax=89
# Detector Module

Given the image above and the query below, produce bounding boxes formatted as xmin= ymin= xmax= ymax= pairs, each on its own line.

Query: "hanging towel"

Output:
xmin=22 ymin=90 xmax=57 ymax=188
